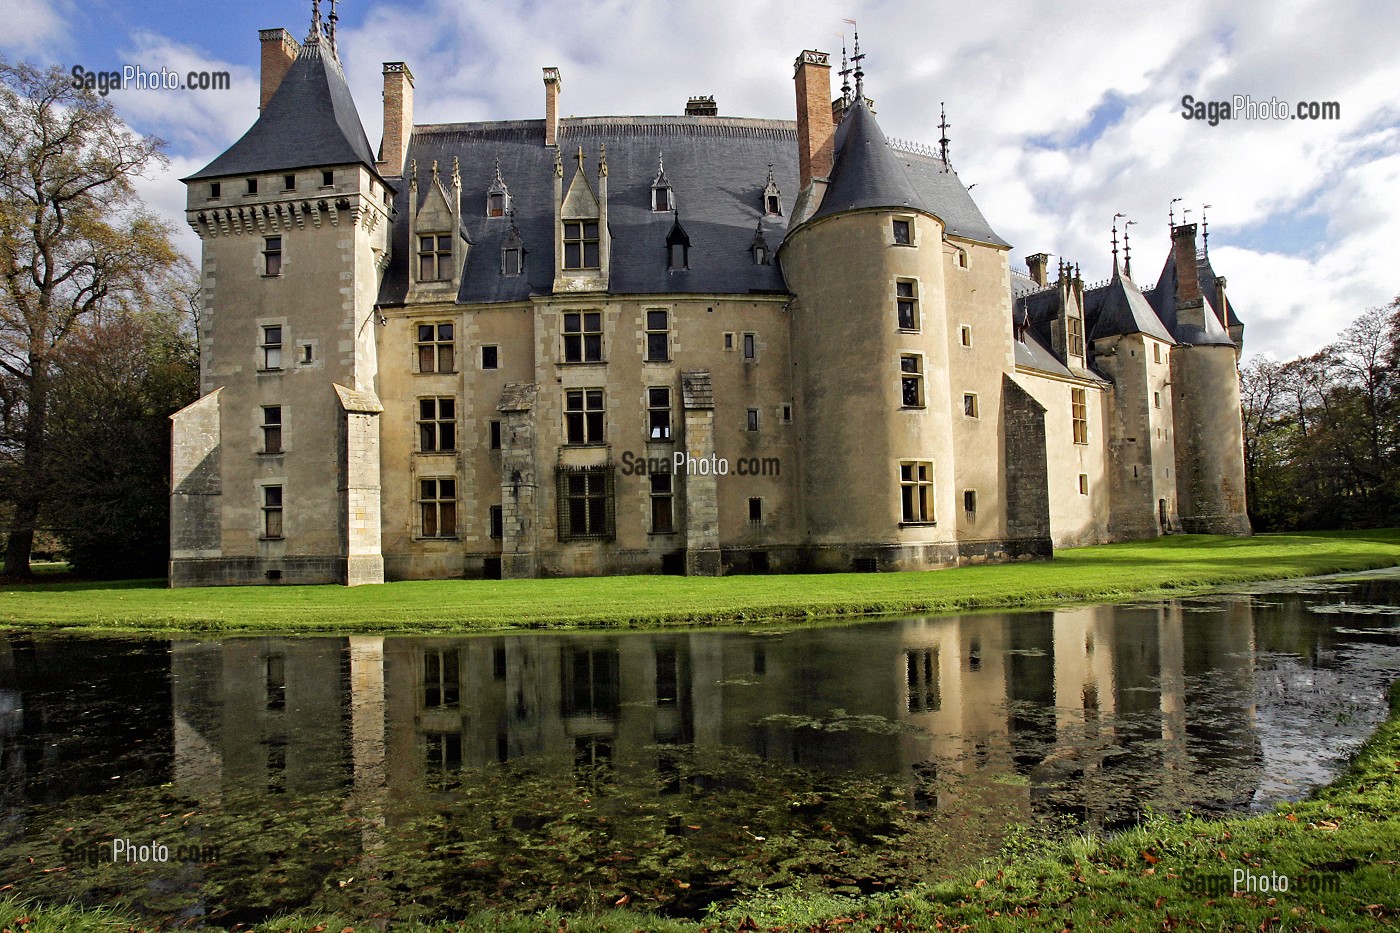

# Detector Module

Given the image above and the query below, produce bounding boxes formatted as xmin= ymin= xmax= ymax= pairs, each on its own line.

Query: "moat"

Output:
xmin=1 ymin=572 xmax=1398 ymax=925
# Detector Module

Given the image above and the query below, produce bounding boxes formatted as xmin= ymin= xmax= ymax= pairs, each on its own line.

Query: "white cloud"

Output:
xmin=0 ymin=0 xmax=70 ymax=55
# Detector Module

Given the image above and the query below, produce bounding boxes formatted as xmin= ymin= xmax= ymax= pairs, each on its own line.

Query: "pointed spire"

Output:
xmin=1201 ymin=203 xmax=1212 ymax=255
xmin=451 ymin=156 xmax=461 ymax=189
xmin=839 ymin=21 xmax=854 ymax=103
xmin=1169 ymin=197 xmax=1182 ymax=232
xmin=1123 ymin=220 xmax=1136 ymax=278
xmin=307 ymin=0 xmax=325 ymax=45
xmin=327 ymin=0 xmax=338 ymax=55
xmin=430 ymin=159 xmax=439 ymax=182
xmin=851 ymin=24 xmax=865 ymax=98
xmin=938 ymin=102 xmax=951 ymax=167
xmin=598 ymin=143 xmax=607 ymax=177
xmin=574 ymin=145 xmax=585 ymax=174
xmin=1111 ymin=212 xmax=1125 ymax=275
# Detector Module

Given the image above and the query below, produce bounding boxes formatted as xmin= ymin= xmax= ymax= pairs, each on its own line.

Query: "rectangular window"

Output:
xmin=299 ymin=343 xmax=313 ymax=364
xmin=741 ymin=333 xmax=757 ymax=360
xmin=321 ymin=169 xmax=334 ymax=187
xmin=782 ymin=403 xmax=793 ymax=423
xmin=261 ymin=406 xmax=282 ymax=454
xmin=896 ymin=279 xmax=919 ymax=330
xmin=724 ymin=332 xmax=734 ymax=350
xmin=418 ymin=397 xmax=456 ymax=452
xmin=650 ymin=472 xmax=674 ymax=534
xmin=963 ymin=393 xmax=979 ymax=418
xmin=557 ymin=467 xmax=614 ymax=541
xmin=261 ymin=325 xmax=283 ymax=370
xmin=1079 ymin=474 xmax=1089 ymax=495
xmin=647 ymin=387 xmax=672 ymax=441
xmin=960 ymin=325 xmax=973 ymax=347
xmin=563 ymin=220 xmax=600 ymax=269
xmin=1071 ymin=388 xmax=1088 ymax=445
xmin=1153 ymin=342 xmax=1162 ymax=363
xmin=419 ymin=477 xmax=458 ymax=537
xmin=418 ymin=234 xmax=453 ymax=281
xmin=246 ymin=177 xmax=258 ymax=195
xmin=562 ymin=311 xmax=603 ymax=362
xmin=645 ymin=309 xmax=669 ymax=361
xmin=1068 ymin=316 xmax=1085 ymax=358
xmin=416 ymin=322 xmax=454 ymax=373
xmin=263 ymin=236 xmax=282 ymax=276
xmin=209 ymin=182 xmax=220 ymax=199
xmin=964 ymin=489 xmax=977 ymax=516
xmin=489 ymin=505 xmax=504 ymax=539
xmin=565 ymin=388 xmax=605 ymax=445
xmin=282 ymin=173 xmax=295 ymax=191
xmin=489 ymin=420 xmax=502 ymax=450
xmin=746 ymin=408 xmax=759 ymax=432
xmin=262 ymin=484 xmax=283 ymax=538
xmin=1153 ymin=390 xmax=1161 ymax=409
xmin=900 ymin=354 xmax=925 ymax=408
xmin=899 ymin=461 xmax=934 ymax=524
xmin=481 ymin=345 xmax=499 ymax=370
xmin=423 ymin=649 xmax=460 ymax=708
xmin=748 ymin=497 xmax=763 ymax=524
xmin=892 ymin=218 xmax=912 ymax=245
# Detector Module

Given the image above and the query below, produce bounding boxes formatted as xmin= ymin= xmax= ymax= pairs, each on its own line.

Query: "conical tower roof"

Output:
xmin=186 ymin=26 xmax=380 ymax=182
xmin=809 ymin=98 xmax=921 ymax=220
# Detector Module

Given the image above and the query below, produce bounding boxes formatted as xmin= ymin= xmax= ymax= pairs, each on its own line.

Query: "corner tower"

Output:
xmin=171 ymin=5 xmax=396 ymax=586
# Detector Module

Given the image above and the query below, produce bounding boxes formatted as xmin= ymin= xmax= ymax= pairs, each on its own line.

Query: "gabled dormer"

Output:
xmin=1049 ymin=260 xmax=1087 ymax=369
xmin=501 ymin=209 xmax=525 ymax=276
xmin=762 ymin=162 xmax=782 ymax=216
xmin=486 ymin=158 xmax=511 ymax=217
xmin=666 ymin=212 xmax=690 ymax=271
xmin=409 ymin=157 xmax=466 ymax=297
xmin=553 ymin=144 xmax=609 ymax=293
xmin=650 ymin=152 xmax=673 ymax=212
xmin=750 ymin=220 xmax=770 ymax=265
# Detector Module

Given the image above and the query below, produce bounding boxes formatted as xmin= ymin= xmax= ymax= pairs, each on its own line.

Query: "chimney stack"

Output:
xmin=793 ymin=50 xmax=834 ymax=190
xmin=685 ymin=95 xmax=718 ymax=116
xmin=543 ymin=67 xmax=562 ymax=146
xmin=1026 ymin=253 xmax=1049 ymax=286
xmin=1171 ymin=224 xmax=1202 ymax=305
xmin=378 ymin=62 xmax=415 ymax=177
xmin=259 ymin=28 xmax=300 ymax=110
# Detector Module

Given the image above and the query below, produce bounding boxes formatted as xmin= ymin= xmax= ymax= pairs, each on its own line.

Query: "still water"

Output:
xmin=1 ymin=573 xmax=1398 ymax=925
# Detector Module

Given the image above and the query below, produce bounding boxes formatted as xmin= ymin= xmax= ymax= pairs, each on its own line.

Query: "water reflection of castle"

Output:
xmin=167 ymin=603 xmax=1264 ymax=824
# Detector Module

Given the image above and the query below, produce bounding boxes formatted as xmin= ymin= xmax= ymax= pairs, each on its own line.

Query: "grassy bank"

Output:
xmin=2 ymin=530 xmax=1399 ymax=635
xmin=5 ymin=678 xmax=1397 ymax=932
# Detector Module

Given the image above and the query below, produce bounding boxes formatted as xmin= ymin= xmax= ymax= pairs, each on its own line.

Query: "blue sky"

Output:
xmin=7 ymin=0 xmax=1398 ymax=360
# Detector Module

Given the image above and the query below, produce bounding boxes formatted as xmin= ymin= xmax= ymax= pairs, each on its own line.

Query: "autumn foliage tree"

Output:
xmin=0 ymin=60 xmax=182 ymax=577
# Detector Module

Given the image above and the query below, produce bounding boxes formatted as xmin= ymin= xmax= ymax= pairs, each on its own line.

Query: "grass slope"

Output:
xmin=2 ymin=530 xmax=1399 ymax=635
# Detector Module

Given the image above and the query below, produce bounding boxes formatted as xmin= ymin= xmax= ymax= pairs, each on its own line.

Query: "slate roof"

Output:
xmin=808 ymin=99 xmax=1009 ymax=247
xmin=1085 ymin=271 xmax=1176 ymax=344
xmin=1150 ymin=252 xmax=1236 ymax=346
xmin=378 ymin=117 xmax=799 ymax=306
xmin=1013 ymin=327 xmax=1074 ymax=379
xmin=186 ymin=34 xmax=381 ymax=182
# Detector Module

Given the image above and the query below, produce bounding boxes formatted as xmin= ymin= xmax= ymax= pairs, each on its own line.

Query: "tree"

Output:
xmin=0 ymin=60 xmax=180 ymax=577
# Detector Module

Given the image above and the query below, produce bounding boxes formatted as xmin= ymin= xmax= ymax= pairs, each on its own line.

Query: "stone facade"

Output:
xmin=170 ymin=19 xmax=1250 ymax=587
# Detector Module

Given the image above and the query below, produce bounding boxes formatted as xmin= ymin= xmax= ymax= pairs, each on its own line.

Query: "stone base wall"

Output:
xmin=171 ymin=556 xmax=363 ymax=587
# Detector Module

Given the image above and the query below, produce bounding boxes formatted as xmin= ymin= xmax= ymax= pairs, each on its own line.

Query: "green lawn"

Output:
xmin=3 ymin=530 xmax=1399 ymax=634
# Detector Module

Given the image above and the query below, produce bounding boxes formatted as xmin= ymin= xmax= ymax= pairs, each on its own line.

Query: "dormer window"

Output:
xmin=666 ymin=214 xmax=690 ymax=271
xmin=419 ymin=234 xmax=453 ymax=281
xmin=501 ymin=212 xmax=525 ymax=276
xmin=563 ymin=221 xmax=600 ymax=269
xmin=650 ymin=152 xmax=673 ymax=212
xmin=762 ymin=163 xmax=782 ymax=216
xmin=750 ymin=221 xmax=770 ymax=265
xmin=486 ymin=159 xmax=511 ymax=217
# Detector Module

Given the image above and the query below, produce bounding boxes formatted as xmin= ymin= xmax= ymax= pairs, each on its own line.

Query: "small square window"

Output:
xmin=322 ymin=170 xmax=334 ymax=187
xmin=963 ymin=393 xmax=979 ymax=419
xmin=748 ymin=497 xmax=763 ymax=524
xmin=489 ymin=420 xmax=502 ymax=450
xmin=283 ymin=174 xmax=295 ymax=191
xmin=246 ymin=177 xmax=258 ymax=195
xmin=482 ymin=345 xmax=499 ymax=370
xmin=892 ymin=218 xmax=912 ymax=245
xmin=746 ymin=408 xmax=759 ymax=432
xmin=299 ymin=343 xmax=313 ymax=365
xmin=209 ymin=182 xmax=221 ymax=199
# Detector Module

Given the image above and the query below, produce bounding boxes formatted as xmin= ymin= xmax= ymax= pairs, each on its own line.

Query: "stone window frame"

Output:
xmin=563 ymin=220 xmax=600 ymax=269
xmin=899 ymin=460 xmax=935 ymax=525
xmin=262 ymin=235 xmax=282 ymax=276
xmin=747 ymin=497 xmax=763 ymax=524
xmin=963 ymin=392 xmax=979 ymax=419
xmin=489 ymin=420 xmax=503 ymax=450
xmin=899 ymin=353 xmax=926 ymax=409
xmin=489 ymin=505 xmax=504 ymax=539
xmin=742 ymin=332 xmax=757 ymax=361
xmin=1071 ymin=387 xmax=1089 ymax=445
xmin=896 ymin=277 xmax=920 ymax=331
xmin=1068 ymin=315 xmax=1085 ymax=358
xmin=260 ymin=483 xmax=284 ymax=540
xmin=261 ymin=405 xmax=283 ymax=454
xmin=418 ymin=233 xmax=454 ymax=282
xmin=647 ymin=386 xmax=672 ymax=441
xmin=417 ymin=396 xmax=457 ymax=453
xmin=891 ymin=215 xmax=916 ymax=247
xmin=564 ymin=387 xmax=605 ymax=445
xmin=259 ymin=323 xmax=284 ymax=371
xmin=746 ymin=408 xmax=759 ymax=432
xmin=963 ymin=489 xmax=978 ymax=517
xmin=1079 ymin=473 xmax=1090 ymax=496
xmin=645 ymin=308 xmax=670 ymax=362
xmin=959 ymin=324 xmax=973 ymax=347
xmin=415 ymin=322 xmax=455 ymax=374
xmin=561 ymin=310 xmax=604 ymax=363
xmin=417 ymin=476 xmax=459 ymax=539
xmin=649 ymin=472 xmax=675 ymax=534
xmin=556 ymin=466 xmax=616 ymax=542
xmin=481 ymin=345 xmax=499 ymax=370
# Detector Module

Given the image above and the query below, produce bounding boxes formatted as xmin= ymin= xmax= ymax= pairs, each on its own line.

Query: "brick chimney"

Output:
xmin=685 ymin=95 xmax=718 ymax=116
xmin=1171 ymin=224 xmax=1201 ymax=305
xmin=259 ymin=28 xmax=300 ymax=110
xmin=1026 ymin=253 xmax=1049 ymax=286
xmin=793 ymin=50 xmax=834 ymax=189
xmin=377 ymin=62 xmax=414 ymax=176
xmin=543 ymin=67 xmax=562 ymax=146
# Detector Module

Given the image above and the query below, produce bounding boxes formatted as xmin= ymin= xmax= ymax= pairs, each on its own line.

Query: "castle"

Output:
xmin=169 ymin=8 xmax=1250 ymax=586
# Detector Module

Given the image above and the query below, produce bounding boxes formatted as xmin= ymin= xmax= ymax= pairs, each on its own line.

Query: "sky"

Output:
xmin=6 ymin=0 xmax=1398 ymax=361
